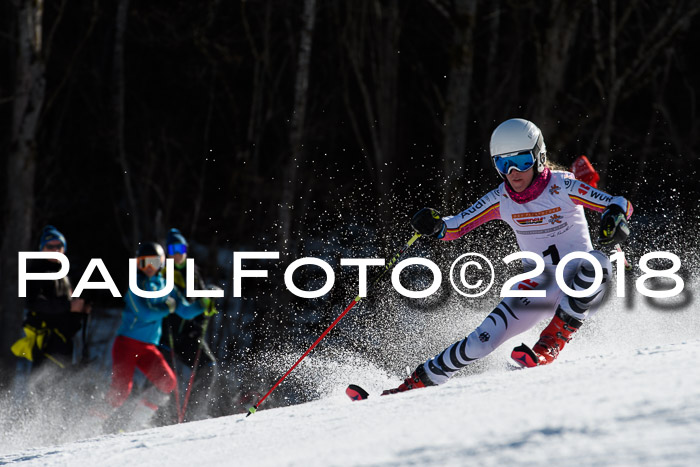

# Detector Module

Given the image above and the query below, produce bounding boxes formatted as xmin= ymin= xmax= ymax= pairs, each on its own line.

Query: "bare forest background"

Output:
xmin=2 ymin=0 xmax=700 ymax=403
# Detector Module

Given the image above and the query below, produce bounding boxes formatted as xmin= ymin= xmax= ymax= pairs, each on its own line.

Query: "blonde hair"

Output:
xmin=545 ymin=159 xmax=569 ymax=172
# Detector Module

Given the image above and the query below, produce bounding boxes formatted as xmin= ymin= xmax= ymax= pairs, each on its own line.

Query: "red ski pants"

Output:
xmin=107 ymin=335 xmax=176 ymax=408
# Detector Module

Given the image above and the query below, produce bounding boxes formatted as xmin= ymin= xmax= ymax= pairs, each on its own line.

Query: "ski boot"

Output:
xmin=381 ymin=366 xmax=433 ymax=395
xmin=512 ymin=307 xmax=583 ymax=368
xmin=100 ymin=403 xmax=130 ymax=434
xmin=125 ymin=386 xmax=171 ymax=431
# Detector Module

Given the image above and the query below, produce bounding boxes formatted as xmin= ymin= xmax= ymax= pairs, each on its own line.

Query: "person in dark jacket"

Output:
xmin=159 ymin=228 xmax=219 ymax=422
xmin=11 ymin=225 xmax=91 ymax=372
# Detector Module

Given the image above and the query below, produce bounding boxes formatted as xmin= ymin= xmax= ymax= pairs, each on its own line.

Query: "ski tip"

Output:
xmin=511 ymin=343 xmax=539 ymax=368
xmin=346 ymin=384 xmax=370 ymax=401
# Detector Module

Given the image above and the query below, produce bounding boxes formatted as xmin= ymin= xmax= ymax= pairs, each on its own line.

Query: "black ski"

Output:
xmin=346 ymin=384 xmax=370 ymax=401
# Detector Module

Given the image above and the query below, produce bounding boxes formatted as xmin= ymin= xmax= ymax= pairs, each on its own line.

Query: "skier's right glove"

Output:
xmin=411 ymin=208 xmax=446 ymax=238
xmin=599 ymin=204 xmax=630 ymax=245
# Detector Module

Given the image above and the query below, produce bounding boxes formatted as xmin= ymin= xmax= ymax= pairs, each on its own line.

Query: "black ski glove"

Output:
xmin=599 ymin=204 xmax=630 ymax=245
xmin=411 ymin=208 xmax=446 ymax=238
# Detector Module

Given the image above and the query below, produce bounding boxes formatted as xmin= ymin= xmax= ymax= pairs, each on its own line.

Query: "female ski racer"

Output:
xmin=383 ymin=118 xmax=632 ymax=394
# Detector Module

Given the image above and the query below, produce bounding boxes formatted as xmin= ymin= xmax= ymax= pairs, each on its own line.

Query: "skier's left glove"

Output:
xmin=411 ymin=208 xmax=446 ymax=239
xmin=204 ymin=305 xmax=218 ymax=317
xmin=599 ymin=204 xmax=630 ymax=245
xmin=198 ymin=297 xmax=219 ymax=316
xmin=200 ymin=285 xmax=222 ymax=316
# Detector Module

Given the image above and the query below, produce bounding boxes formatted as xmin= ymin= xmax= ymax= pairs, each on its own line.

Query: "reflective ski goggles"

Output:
xmin=137 ymin=255 xmax=164 ymax=271
xmin=167 ymin=243 xmax=187 ymax=255
xmin=493 ymin=151 xmax=536 ymax=175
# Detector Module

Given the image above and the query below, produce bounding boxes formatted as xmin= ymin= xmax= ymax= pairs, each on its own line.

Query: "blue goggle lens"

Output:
xmin=167 ymin=243 xmax=187 ymax=255
xmin=493 ymin=152 xmax=535 ymax=175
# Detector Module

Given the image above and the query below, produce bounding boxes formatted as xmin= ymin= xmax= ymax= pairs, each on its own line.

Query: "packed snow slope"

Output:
xmin=2 ymin=336 xmax=699 ymax=465
xmin=2 ymin=272 xmax=700 ymax=465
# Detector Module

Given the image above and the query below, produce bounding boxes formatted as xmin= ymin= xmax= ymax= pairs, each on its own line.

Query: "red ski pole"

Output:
xmin=180 ymin=288 xmax=220 ymax=423
xmin=179 ymin=346 xmax=202 ymax=423
xmin=179 ymin=313 xmax=212 ymax=423
xmin=167 ymin=328 xmax=182 ymax=422
xmin=247 ymin=232 xmax=422 ymax=416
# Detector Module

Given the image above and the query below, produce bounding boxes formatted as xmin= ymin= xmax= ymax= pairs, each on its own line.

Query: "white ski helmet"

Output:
xmin=489 ymin=118 xmax=546 ymax=178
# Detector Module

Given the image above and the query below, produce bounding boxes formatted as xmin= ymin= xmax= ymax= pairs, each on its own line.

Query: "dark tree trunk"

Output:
xmin=0 ymin=0 xmax=46 ymax=387
xmin=112 ymin=0 xmax=139 ymax=248
xmin=441 ymin=0 xmax=477 ymax=210
xmin=279 ymin=0 xmax=317 ymax=255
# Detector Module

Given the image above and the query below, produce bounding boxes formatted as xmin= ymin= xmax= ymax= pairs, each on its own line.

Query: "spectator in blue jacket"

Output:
xmin=104 ymin=242 xmax=207 ymax=429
